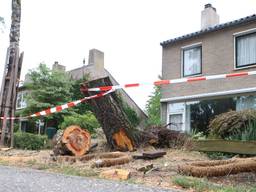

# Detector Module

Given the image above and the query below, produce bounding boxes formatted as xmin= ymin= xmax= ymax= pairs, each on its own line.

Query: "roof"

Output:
xmin=160 ymin=14 xmax=256 ymax=47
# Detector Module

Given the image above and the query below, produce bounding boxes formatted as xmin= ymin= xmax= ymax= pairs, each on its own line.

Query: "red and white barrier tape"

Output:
xmin=1 ymin=70 xmax=256 ymax=120
xmin=86 ymin=70 xmax=256 ymax=92
xmin=0 ymin=89 xmax=114 ymax=120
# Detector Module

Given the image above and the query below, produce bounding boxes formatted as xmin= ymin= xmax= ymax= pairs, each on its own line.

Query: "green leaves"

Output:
xmin=60 ymin=112 xmax=100 ymax=133
xmin=20 ymin=64 xmax=74 ymax=126
xmin=146 ymin=86 xmax=161 ymax=126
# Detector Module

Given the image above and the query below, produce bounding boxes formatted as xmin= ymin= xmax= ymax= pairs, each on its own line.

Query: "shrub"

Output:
xmin=209 ymin=109 xmax=256 ymax=139
xmin=60 ymin=112 xmax=100 ymax=133
xmin=229 ymin=120 xmax=256 ymax=141
xmin=14 ymin=132 xmax=48 ymax=150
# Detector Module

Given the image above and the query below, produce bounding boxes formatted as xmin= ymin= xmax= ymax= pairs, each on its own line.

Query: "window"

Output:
xmin=183 ymin=46 xmax=202 ymax=77
xmin=236 ymin=32 xmax=256 ymax=68
xmin=16 ymin=91 xmax=27 ymax=109
xmin=167 ymin=102 xmax=186 ymax=131
xmin=168 ymin=114 xmax=183 ymax=131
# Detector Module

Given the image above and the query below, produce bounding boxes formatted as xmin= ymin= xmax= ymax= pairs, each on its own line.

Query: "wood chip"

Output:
xmin=99 ymin=169 xmax=130 ymax=180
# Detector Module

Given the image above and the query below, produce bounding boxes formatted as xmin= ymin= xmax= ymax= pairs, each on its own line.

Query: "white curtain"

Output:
xmin=184 ymin=47 xmax=201 ymax=76
xmin=169 ymin=114 xmax=183 ymax=131
xmin=237 ymin=33 xmax=256 ymax=67
xmin=236 ymin=96 xmax=256 ymax=111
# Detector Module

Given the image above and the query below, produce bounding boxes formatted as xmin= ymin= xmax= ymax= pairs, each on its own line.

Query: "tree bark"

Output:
xmin=178 ymin=157 xmax=256 ymax=177
xmin=81 ymin=77 xmax=139 ymax=151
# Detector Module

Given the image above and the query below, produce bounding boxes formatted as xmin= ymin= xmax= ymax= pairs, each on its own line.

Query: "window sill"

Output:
xmin=234 ymin=64 xmax=256 ymax=71
xmin=182 ymin=73 xmax=203 ymax=78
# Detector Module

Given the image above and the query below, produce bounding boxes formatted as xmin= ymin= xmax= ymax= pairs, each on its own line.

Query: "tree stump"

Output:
xmin=53 ymin=125 xmax=91 ymax=156
xmin=80 ymin=77 xmax=138 ymax=151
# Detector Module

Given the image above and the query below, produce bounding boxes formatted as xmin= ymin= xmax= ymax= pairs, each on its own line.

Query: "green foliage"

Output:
xmin=190 ymin=129 xmax=206 ymax=140
xmin=209 ymin=109 xmax=256 ymax=139
xmin=20 ymin=64 xmax=74 ymax=127
xmin=146 ymin=86 xmax=161 ymax=126
xmin=14 ymin=132 xmax=48 ymax=150
xmin=115 ymin=92 xmax=141 ymax=127
xmin=60 ymin=112 xmax=100 ymax=133
xmin=205 ymin=152 xmax=235 ymax=160
xmin=70 ymin=75 xmax=93 ymax=115
xmin=229 ymin=120 xmax=256 ymax=141
xmin=123 ymin=104 xmax=140 ymax=127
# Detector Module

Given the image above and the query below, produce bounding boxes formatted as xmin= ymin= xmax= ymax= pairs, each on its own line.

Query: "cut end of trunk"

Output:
xmin=112 ymin=128 xmax=134 ymax=151
xmin=62 ymin=125 xmax=91 ymax=156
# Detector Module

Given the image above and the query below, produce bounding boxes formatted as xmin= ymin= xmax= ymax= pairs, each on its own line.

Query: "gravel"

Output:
xmin=0 ymin=165 xmax=179 ymax=192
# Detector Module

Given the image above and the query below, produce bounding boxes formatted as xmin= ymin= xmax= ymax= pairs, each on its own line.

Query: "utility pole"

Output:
xmin=0 ymin=0 xmax=23 ymax=147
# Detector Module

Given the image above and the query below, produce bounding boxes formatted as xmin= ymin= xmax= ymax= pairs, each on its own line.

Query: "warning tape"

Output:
xmin=1 ymin=70 xmax=256 ymax=120
xmin=85 ymin=70 xmax=256 ymax=92
xmin=0 ymin=89 xmax=114 ymax=120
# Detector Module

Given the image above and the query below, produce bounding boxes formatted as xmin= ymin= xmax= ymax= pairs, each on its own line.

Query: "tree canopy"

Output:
xmin=20 ymin=64 xmax=74 ymax=127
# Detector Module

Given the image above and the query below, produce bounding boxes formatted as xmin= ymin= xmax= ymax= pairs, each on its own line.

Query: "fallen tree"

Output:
xmin=80 ymin=77 xmax=139 ymax=151
xmin=53 ymin=125 xmax=91 ymax=156
xmin=178 ymin=157 xmax=256 ymax=177
xmin=80 ymin=77 xmax=188 ymax=151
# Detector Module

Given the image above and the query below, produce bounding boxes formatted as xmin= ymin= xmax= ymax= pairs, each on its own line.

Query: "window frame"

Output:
xmin=182 ymin=44 xmax=202 ymax=77
xmin=234 ymin=29 xmax=256 ymax=69
xmin=167 ymin=102 xmax=186 ymax=132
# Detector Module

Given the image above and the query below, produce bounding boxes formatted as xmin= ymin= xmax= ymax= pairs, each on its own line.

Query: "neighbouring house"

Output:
xmin=16 ymin=49 xmax=147 ymax=132
xmin=67 ymin=49 xmax=148 ymax=128
xmin=160 ymin=4 xmax=256 ymax=132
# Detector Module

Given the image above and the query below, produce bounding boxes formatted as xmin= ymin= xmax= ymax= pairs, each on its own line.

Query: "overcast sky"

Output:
xmin=0 ymin=0 xmax=255 ymax=110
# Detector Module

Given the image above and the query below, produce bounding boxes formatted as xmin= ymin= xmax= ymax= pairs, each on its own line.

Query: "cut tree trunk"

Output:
xmin=178 ymin=157 xmax=256 ymax=177
xmin=80 ymin=77 xmax=139 ymax=151
xmin=53 ymin=151 xmax=131 ymax=167
xmin=53 ymin=125 xmax=91 ymax=156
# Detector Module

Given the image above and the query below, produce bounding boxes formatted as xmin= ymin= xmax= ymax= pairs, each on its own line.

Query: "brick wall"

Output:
xmin=161 ymin=21 xmax=256 ymax=101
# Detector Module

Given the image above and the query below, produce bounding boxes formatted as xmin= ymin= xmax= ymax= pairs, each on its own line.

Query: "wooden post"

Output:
xmin=0 ymin=0 xmax=23 ymax=147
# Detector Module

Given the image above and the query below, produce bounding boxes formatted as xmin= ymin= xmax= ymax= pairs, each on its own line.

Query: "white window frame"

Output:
xmin=181 ymin=42 xmax=202 ymax=77
xmin=233 ymin=28 xmax=256 ymax=70
xmin=16 ymin=91 xmax=27 ymax=110
xmin=166 ymin=102 xmax=186 ymax=132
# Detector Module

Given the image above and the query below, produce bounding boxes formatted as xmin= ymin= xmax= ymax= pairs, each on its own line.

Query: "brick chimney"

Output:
xmin=88 ymin=49 xmax=104 ymax=73
xmin=52 ymin=61 xmax=66 ymax=72
xmin=201 ymin=3 xmax=219 ymax=29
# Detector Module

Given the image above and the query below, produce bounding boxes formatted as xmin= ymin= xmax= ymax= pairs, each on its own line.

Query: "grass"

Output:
xmin=0 ymin=158 xmax=98 ymax=177
xmin=54 ymin=165 xmax=98 ymax=177
xmin=0 ymin=159 xmax=9 ymax=166
xmin=172 ymin=176 xmax=256 ymax=192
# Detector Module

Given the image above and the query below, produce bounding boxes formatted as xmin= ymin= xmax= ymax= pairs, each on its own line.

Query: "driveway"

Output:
xmin=0 ymin=165 xmax=180 ymax=192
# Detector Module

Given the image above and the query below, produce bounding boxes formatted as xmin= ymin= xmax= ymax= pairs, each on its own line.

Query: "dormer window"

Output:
xmin=183 ymin=46 xmax=202 ymax=77
xmin=236 ymin=32 xmax=256 ymax=68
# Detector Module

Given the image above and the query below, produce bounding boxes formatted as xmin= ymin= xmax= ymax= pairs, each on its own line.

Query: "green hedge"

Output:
xmin=60 ymin=112 xmax=100 ymax=133
xmin=14 ymin=132 xmax=48 ymax=150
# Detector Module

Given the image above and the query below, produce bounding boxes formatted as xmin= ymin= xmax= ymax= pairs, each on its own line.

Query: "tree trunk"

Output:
xmin=80 ymin=77 xmax=189 ymax=151
xmin=53 ymin=125 xmax=91 ymax=156
xmin=81 ymin=77 xmax=139 ymax=151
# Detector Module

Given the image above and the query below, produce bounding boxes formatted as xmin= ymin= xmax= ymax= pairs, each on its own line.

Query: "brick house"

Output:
xmin=160 ymin=4 xmax=256 ymax=132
